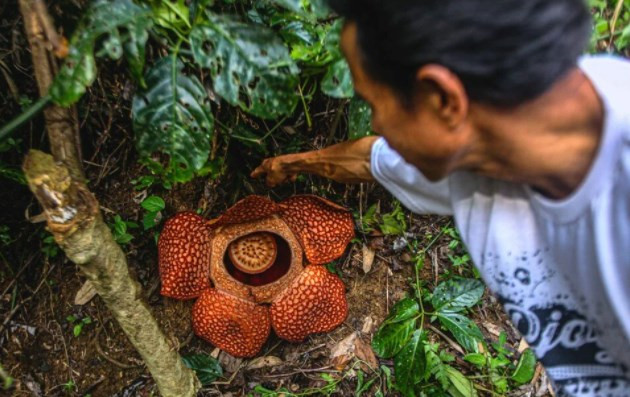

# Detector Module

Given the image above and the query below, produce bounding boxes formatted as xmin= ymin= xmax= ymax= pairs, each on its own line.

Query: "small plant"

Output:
xmin=371 ymin=235 xmax=537 ymax=396
xmin=66 ymin=315 xmax=92 ymax=337
xmin=41 ymin=232 xmax=60 ymax=259
xmin=354 ymin=201 xmax=408 ymax=236
xmin=141 ymin=195 xmax=165 ymax=230
xmin=181 ymin=354 xmax=223 ymax=386
xmin=62 ymin=379 xmax=76 ymax=394
xmin=0 ymin=225 xmax=11 ymax=246
xmin=0 ymin=363 xmax=13 ymax=390
xmin=464 ymin=332 xmax=537 ymax=394
xmin=110 ymin=215 xmax=139 ymax=245
xmin=379 ymin=201 xmax=407 ymax=236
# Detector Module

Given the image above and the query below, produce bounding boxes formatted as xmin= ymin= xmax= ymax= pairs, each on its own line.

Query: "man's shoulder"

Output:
xmin=580 ymin=55 xmax=630 ymax=115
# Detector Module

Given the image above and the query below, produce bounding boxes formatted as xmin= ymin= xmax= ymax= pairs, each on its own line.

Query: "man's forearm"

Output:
xmin=284 ymin=136 xmax=378 ymax=183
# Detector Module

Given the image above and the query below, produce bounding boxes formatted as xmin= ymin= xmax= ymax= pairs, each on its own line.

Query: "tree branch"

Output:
xmin=18 ymin=1 xmax=201 ymax=395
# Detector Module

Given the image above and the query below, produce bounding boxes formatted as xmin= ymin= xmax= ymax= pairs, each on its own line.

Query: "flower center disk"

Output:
xmin=228 ymin=232 xmax=278 ymax=274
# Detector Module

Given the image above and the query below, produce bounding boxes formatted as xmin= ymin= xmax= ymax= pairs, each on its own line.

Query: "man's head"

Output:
xmin=332 ymin=0 xmax=592 ymax=180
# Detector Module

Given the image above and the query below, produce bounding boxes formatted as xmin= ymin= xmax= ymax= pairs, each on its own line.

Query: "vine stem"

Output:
xmin=0 ymin=95 xmax=51 ymax=142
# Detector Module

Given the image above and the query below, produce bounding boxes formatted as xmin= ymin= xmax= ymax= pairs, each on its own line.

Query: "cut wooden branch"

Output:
xmin=19 ymin=0 xmax=83 ymax=181
xmin=23 ymin=150 xmax=200 ymax=397
xmin=18 ymin=0 xmax=201 ymax=395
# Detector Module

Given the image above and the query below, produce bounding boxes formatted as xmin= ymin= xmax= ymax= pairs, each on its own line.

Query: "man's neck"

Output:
xmin=466 ymin=68 xmax=605 ymax=199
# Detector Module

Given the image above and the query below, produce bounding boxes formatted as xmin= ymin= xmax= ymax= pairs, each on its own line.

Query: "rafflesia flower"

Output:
xmin=158 ymin=195 xmax=355 ymax=357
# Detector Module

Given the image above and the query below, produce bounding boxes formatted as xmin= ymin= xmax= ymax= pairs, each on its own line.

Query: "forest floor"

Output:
xmin=4 ymin=0 xmax=619 ymax=395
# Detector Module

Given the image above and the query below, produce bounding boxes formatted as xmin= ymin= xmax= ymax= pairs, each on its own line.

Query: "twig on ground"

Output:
xmin=427 ymin=324 xmax=465 ymax=356
xmin=258 ymin=365 xmax=337 ymax=379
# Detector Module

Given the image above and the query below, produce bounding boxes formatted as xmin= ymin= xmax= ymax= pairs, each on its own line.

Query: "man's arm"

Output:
xmin=251 ymin=136 xmax=379 ymax=186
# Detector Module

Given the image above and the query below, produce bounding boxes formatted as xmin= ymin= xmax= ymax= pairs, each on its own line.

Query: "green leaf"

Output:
xmin=132 ymin=57 xmax=214 ymax=172
xmin=73 ymin=324 xmax=83 ymax=337
xmin=321 ymin=57 xmax=353 ymax=98
xmin=511 ymin=348 xmax=536 ymax=385
xmin=150 ymin=0 xmax=191 ymax=35
xmin=113 ymin=215 xmax=127 ymax=236
xmin=321 ymin=20 xmax=353 ymax=98
xmin=372 ymin=318 xmax=416 ymax=358
xmin=50 ymin=0 xmax=151 ymax=105
xmin=116 ymin=234 xmax=134 ymax=244
xmin=463 ymin=353 xmax=485 ymax=367
xmin=380 ymin=213 xmax=405 ymax=235
xmin=445 ymin=366 xmax=477 ymax=397
xmin=431 ymin=278 xmax=484 ymax=313
xmin=348 ymin=97 xmax=373 ymax=140
xmin=384 ymin=298 xmax=420 ymax=324
xmin=141 ymin=196 xmax=166 ymax=212
xmin=615 ymin=23 xmax=630 ymax=50
xmin=190 ymin=12 xmax=299 ymax=119
xmin=270 ymin=0 xmax=302 ymax=13
xmin=393 ymin=330 xmax=426 ymax=396
xmin=142 ymin=212 xmax=158 ymax=230
xmin=437 ymin=312 xmax=484 ymax=353
xmin=269 ymin=0 xmax=331 ymax=18
xmin=0 ymin=162 xmax=27 ymax=185
xmin=182 ymin=354 xmax=223 ymax=385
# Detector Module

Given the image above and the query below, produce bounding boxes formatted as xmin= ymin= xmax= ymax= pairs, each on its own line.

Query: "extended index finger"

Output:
xmin=250 ymin=165 xmax=265 ymax=178
xmin=250 ymin=159 xmax=270 ymax=178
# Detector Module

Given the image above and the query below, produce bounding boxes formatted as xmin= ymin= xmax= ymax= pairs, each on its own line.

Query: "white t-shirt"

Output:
xmin=370 ymin=55 xmax=630 ymax=396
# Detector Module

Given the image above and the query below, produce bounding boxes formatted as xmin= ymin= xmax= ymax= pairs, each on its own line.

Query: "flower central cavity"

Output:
xmin=228 ymin=232 xmax=277 ymax=274
xmin=224 ymin=232 xmax=291 ymax=286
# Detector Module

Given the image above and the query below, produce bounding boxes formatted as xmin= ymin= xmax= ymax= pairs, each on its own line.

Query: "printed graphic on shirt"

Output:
xmin=481 ymin=250 xmax=630 ymax=396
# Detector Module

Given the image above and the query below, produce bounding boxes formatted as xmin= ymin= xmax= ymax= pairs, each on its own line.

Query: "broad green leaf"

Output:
xmin=141 ymin=196 xmax=166 ymax=212
xmin=393 ymin=330 xmax=426 ymax=396
xmin=190 ymin=12 xmax=299 ymax=119
xmin=615 ymin=23 xmax=630 ymax=50
xmin=132 ymin=57 xmax=214 ymax=172
xmin=142 ymin=211 xmax=158 ymax=230
xmin=348 ymin=97 xmax=373 ymax=140
xmin=150 ymin=0 xmax=191 ymax=34
xmin=437 ymin=312 xmax=484 ymax=353
xmin=445 ymin=366 xmax=478 ymax=397
xmin=431 ymin=278 xmax=485 ymax=313
xmin=380 ymin=212 xmax=406 ymax=236
xmin=372 ymin=318 xmax=416 ymax=358
xmin=0 ymin=162 xmax=26 ymax=185
xmin=269 ymin=0 xmax=330 ymax=18
xmin=270 ymin=0 xmax=302 ymax=13
xmin=182 ymin=354 xmax=223 ymax=385
xmin=321 ymin=57 xmax=353 ymax=98
xmin=50 ymin=0 xmax=151 ymax=105
xmin=321 ymin=21 xmax=353 ymax=98
xmin=511 ymin=348 xmax=537 ymax=385
xmin=384 ymin=298 xmax=420 ymax=324
xmin=425 ymin=344 xmax=450 ymax=389
xmin=463 ymin=353 xmax=485 ymax=367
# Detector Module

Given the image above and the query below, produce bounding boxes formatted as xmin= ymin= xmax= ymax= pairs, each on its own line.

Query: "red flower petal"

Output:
xmin=158 ymin=212 xmax=212 ymax=299
xmin=210 ymin=195 xmax=279 ymax=228
xmin=270 ymin=265 xmax=348 ymax=342
xmin=279 ymin=195 xmax=355 ymax=264
xmin=192 ymin=288 xmax=271 ymax=357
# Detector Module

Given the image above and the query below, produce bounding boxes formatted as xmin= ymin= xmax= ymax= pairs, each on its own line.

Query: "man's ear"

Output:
xmin=416 ymin=65 xmax=469 ymax=129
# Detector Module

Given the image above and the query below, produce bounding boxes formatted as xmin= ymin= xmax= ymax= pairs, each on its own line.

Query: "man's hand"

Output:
xmin=250 ymin=154 xmax=302 ymax=187
xmin=251 ymin=136 xmax=379 ymax=186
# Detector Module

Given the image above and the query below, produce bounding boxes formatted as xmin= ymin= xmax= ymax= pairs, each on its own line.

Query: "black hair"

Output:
xmin=328 ymin=0 xmax=592 ymax=106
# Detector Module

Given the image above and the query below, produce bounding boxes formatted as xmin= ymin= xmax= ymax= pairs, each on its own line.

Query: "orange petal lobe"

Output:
xmin=192 ymin=288 xmax=271 ymax=357
xmin=158 ymin=212 xmax=212 ymax=299
xmin=279 ymin=195 xmax=355 ymax=264
xmin=271 ymin=265 xmax=348 ymax=342
xmin=210 ymin=195 xmax=279 ymax=228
